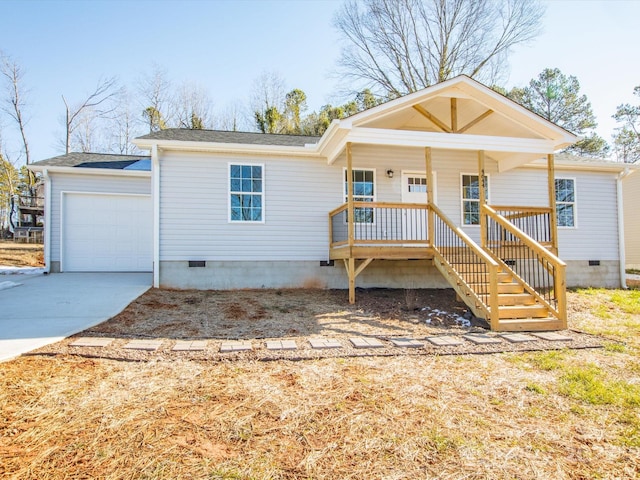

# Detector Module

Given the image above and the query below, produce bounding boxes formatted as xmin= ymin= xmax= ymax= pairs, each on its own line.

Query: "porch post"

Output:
xmin=346 ymin=142 xmax=356 ymax=303
xmin=478 ymin=150 xmax=487 ymax=248
xmin=425 ymin=147 xmax=434 ymax=247
xmin=548 ymin=153 xmax=559 ymax=253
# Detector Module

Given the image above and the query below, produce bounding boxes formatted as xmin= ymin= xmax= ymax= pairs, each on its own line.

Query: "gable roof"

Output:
xmin=29 ymin=152 xmax=151 ymax=175
xmin=319 ymin=75 xmax=579 ymax=170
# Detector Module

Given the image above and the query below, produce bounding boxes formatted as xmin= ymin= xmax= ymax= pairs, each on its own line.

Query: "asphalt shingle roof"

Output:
xmin=31 ymin=152 xmax=150 ymax=169
xmin=136 ymin=128 xmax=321 ymax=147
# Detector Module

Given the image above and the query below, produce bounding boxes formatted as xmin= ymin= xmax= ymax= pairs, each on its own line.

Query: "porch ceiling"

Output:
xmin=321 ymin=76 xmax=577 ymax=170
xmin=361 ymin=94 xmax=542 ymax=141
xmin=326 ymin=127 xmax=556 ymax=172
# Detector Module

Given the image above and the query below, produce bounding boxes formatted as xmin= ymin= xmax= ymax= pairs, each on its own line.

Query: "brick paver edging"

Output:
xmin=47 ymin=330 xmax=606 ymax=362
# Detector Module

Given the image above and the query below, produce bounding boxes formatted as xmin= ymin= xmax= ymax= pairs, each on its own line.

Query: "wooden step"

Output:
xmin=498 ymin=304 xmax=549 ymax=319
xmin=497 ymin=293 xmax=536 ymax=306
xmin=469 ymin=282 xmax=524 ymax=294
xmin=457 ymin=271 xmax=513 ymax=283
xmin=496 ymin=318 xmax=564 ymax=332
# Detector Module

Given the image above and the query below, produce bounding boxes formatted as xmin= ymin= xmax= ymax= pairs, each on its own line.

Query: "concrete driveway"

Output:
xmin=0 ymin=273 xmax=151 ymax=362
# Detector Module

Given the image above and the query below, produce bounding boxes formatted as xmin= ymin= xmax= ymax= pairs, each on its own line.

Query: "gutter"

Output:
xmin=43 ymin=169 xmax=52 ymax=274
xmin=152 ymin=145 xmax=160 ymax=288
xmin=617 ymin=166 xmax=631 ymax=289
xmin=28 ymin=165 xmax=151 ymax=177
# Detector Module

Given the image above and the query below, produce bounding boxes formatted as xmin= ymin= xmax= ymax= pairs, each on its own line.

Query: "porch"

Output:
xmin=330 ymin=144 xmax=566 ymax=332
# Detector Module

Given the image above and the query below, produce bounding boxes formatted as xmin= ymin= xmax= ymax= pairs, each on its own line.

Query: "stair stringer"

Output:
xmin=432 ymin=250 xmax=492 ymax=323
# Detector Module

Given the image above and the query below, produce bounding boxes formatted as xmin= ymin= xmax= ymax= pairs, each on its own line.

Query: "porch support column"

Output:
xmin=346 ymin=142 xmax=356 ymax=303
xmin=425 ymin=147 xmax=434 ymax=247
xmin=547 ymin=153 xmax=559 ymax=253
xmin=478 ymin=150 xmax=487 ymax=249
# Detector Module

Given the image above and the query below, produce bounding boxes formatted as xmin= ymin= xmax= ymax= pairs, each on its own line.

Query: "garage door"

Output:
xmin=62 ymin=193 xmax=152 ymax=272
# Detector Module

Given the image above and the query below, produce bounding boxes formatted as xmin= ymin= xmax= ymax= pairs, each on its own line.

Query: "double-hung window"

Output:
xmin=344 ymin=169 xmax=375 ymax=223
xmin=555 ymin=178 xmax=576 ymax=227
xmin=230 ymin=164 xmax=263 ymax=222
xmin=461 ymin=174 xmax=488 ymax=225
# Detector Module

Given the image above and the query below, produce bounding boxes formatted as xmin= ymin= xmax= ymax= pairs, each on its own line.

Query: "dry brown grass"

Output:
xmin=1 ymin=290 xmax=639 ymax=479
xmin=0 ymin=240 xmax=44 ymax=267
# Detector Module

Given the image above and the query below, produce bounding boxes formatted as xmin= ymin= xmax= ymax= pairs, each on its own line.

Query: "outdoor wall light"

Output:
xmin=386 ymin=169 xmax=394 ymax=178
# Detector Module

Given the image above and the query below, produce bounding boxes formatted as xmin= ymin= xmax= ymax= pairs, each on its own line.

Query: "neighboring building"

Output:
xmin=623 ymin=168 xmax=640 ymax=270
xmin=29 ymin=76 xmax=634 ymax=331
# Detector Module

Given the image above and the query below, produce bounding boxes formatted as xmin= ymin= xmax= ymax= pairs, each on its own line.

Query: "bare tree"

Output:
xmin=173 ymin=81 xmax=213 ymax=129
xmin=215 ymin=100 xmax=246 ymax=131
xmin=109 ymin=87 xmax=141 ymax=154
xmin=0 ymin=52 xmax=38 ymax=213
xmin=62 ymin=76 xmax=120 ymax=153
xmin=0 ymin=54 xmax=31 ymax=166
xmin=137 ymin=64 xmax=172 ymax=133
xmin=250 ymin=71 xmax=286 ymax=133
xmin=334 ymin=0 xmax=545 ymax=97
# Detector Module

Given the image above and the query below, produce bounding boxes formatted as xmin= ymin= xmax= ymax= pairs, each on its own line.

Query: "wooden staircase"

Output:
xmin=435 ymin=256 xmax=564 ymax=331
xmin=430 ymin=202 xmax=567 ymax=332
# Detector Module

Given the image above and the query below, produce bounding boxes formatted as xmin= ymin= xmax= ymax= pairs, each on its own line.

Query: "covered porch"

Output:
xmin=318 ymin=77 xmax=576 ymax=331
xmin=329 ymin=144 xmax=566 ymax=331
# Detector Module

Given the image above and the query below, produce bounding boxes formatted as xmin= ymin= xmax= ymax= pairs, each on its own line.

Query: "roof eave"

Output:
xmin=27 ymin=164 xmax=151 ymax=177
xmin=524 ymin=158 xmax=636 ymax=173
xmin=132 ymin=138 xmax=322 ymax=157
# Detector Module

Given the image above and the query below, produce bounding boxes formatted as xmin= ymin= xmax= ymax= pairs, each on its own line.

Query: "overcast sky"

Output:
xmin=1 ymin=0 xmax=638 ymax=163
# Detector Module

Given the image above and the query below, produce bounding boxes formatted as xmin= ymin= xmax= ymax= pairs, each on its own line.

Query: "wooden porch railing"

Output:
xmin=490 ymin=205 xmax=553 ymax=248
xmin=431 ymin=203 xmax=500 ymax=329
xmin=329 ymin=202 xmax=430 ymax=247
xmin=483 ymin=205 xmax=567 ymax=327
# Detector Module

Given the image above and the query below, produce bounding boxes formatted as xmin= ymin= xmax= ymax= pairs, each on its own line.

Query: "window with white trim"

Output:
xmin=461 ymin=174 xmax=488 ymax=225
xmin=230 ymin=164 xmax=263 ymax=222
xmin=555 ymin=178 xmax=575 ymax=227
xmin=344 ymin=169 xmax=375 ymax=223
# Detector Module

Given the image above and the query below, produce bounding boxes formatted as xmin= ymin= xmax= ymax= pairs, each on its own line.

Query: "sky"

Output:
xmin=1 ymin=0 xmax=639 ymax=163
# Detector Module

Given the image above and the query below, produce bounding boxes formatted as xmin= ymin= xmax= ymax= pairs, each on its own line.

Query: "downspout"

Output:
xmin=43 ymin=169 xmax=52 ymax=274
xmin=152 ymin=145 xmax=160 ymax=288
xmin=617 ymin=167 xmax=630 ymax=289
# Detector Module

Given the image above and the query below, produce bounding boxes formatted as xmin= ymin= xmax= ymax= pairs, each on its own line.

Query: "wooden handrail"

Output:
xmin=483 ymin=204 xmax=567 ymax=326
xmin=430 ymin=203 xmax=499 ymax=268
xmin=329 ymin=203 xmax=348 ymax=217
xmin=490 ymin=205 xmax=552 ymax=213
xmin=483 ymin=205 xmax=565 ymax=267
xmin=330 ymin=201 xmax=430 ymax=214
xmin=430 ymin=202 xmax=500 ymax=328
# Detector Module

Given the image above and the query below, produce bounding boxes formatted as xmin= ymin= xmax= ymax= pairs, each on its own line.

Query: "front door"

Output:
xmin=401 ymin=172 xmax=433 ymax=242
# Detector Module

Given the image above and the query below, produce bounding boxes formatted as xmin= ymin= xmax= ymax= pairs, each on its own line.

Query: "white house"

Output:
xmin=30 ymin=76 xmax=634 ymax=331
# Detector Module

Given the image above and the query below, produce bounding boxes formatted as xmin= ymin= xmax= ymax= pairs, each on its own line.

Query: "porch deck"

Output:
xmin=329 ymin=201 xmax=566 ymax=332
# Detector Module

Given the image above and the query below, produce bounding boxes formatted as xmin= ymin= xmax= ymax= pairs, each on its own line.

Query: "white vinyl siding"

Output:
xmin=554 ymin=171 xmax=618 ymax=261
xmin=159 ymin=152 xmax=340 ymax=261
xmin=48 ymin=172 xmax=151 ymax=263
xmin=156 ymin=145 xmax=619 ymax=264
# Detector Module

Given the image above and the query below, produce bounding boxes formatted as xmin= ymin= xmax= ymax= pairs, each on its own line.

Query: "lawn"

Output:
xmin=0 ymin=240 xmax=44 ymax=267
xmin=1 ymin=288 xmax=639 ymax=479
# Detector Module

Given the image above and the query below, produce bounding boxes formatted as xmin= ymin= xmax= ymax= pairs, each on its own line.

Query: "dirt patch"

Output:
xmin=0 ymin=240 xmax=44 ymax=267
xmin=82 ymin=288 xmax=472 ymax=340
xmin=31 ymin=288 xmax=606 ymax=362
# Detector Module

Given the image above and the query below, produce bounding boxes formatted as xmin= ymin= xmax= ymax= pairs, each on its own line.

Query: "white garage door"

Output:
xmin=62 ymin=193 xmax=152 ymax=272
